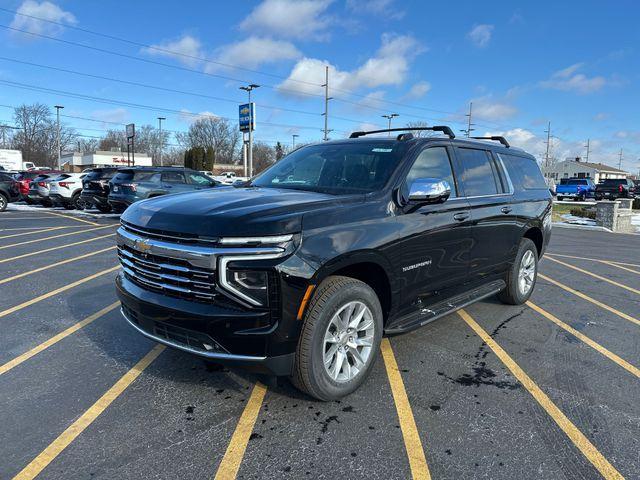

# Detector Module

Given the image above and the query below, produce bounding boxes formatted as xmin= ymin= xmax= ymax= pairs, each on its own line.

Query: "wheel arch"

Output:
xmin=523 ymin=225 xmax=543 ymax=256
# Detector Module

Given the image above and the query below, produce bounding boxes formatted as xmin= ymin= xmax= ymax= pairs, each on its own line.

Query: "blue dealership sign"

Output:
xmin=239 ymin=103 xmax=255 ymax=132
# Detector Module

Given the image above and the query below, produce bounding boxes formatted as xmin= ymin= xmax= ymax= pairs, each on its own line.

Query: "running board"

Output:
xmin=384 ymin=280 xmax=506 ymax=335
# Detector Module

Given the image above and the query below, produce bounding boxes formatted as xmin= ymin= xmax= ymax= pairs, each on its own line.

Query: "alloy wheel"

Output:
xmin=518 ymin=250 xmax=536 ymax=295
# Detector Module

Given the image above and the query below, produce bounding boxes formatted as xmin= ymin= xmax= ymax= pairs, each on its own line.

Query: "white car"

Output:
xmin=49 ymin=172 xmax=87 ymax=210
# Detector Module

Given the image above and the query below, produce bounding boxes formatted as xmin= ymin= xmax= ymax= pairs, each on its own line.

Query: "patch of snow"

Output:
xmin=632 ymin=213 xmax=640 ymax=233
xmin=6 ymin=202 xmax=120 ymax=219
xmin=560 ymin=213 xmax=597 ymax=226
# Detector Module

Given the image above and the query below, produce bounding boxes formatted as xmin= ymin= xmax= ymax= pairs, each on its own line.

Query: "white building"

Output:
xmin=545 ymin=157 xmax=628 ymax=184
xmin=62 ymin=150 xmax=153 ymax=172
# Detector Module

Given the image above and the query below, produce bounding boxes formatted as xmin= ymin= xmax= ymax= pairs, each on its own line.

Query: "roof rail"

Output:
xmin=349 ymin=125 xmax=455 ymax=139
xmin=470 ymin=136 xmax=510 ymax=148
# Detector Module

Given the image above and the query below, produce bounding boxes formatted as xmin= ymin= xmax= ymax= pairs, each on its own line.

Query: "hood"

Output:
xmin=121 ymin=186 xmax=362 ymax=237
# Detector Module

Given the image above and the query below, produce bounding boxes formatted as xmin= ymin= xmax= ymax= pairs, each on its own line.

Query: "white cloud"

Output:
xmin=277 ymin=34 xmax=424 ymax=96
xmin=467 ymin=24 xmax=494 ymax=48
xmin=141 ymin=35 xmax=204 ymax=67
xmin=593 ymin=112 xmax=610 ymax=121
xmin=10 ymin=1 xmax=76 ymax=37
xmin=178 ymin=109 xmax=217 ymax=124
xmin=473 ymin=101 xmax=517 ymax=121
xmin=90 ymin=108 xmax=129 ymax=124
xmin=346 ymin=0 xmax=405 ymax=20
xmin=404 ymin=81 xmax=431 ymax=99
xmin=240 ymin=0 xmax=333 ymax=40
xmin=615 ymin=130 xmax=640 ymax=143
xmin=207 ymin=37 xmax=301 ymax=72
xmin=540 ymin=63 xmax=607 ymax=94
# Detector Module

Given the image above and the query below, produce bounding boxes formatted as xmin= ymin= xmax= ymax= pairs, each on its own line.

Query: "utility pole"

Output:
xmin=54 ymin=105 xmax=64 ymax=169
xmin=322 ymin=66 xmax=332 ymax=141
xmin=382 ymin=113 xmax=399 ymax=135
xmin=465 ymin=102 xmax=474 ymax=137
xmin=544 ymin=121 xmax=551 ymax=170
xmin=240 ymin=84 xmax=259 ymax=176
xmin=0 ymin=125 xmax=19 ymax=148
xmin=157 ymin=117 xmax=165 ymax=166
xmin=292 ymin=134 xmax=299 ymax=150
xmin=584 ymin=138 xmax=590 ymax=162
xmin=618 ymin=149 xmax=623 ymax=170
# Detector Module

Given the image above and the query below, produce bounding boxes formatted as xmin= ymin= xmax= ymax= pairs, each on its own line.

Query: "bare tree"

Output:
xmin=98 ymin=129 xmax=127 ymax=152
xmin=405 ymin=121 xmax=439 ymax=138
xmin=176 ymin=117 xmax=240 ymax=165
xmin=75 ymin=137 xmax=99 ymax=154
xmin=252 ymin=141 xmax=275 ymax=174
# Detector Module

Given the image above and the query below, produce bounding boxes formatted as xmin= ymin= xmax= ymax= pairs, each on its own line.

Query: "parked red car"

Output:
xmin=13 ymin=170 xmax=62 ymax=203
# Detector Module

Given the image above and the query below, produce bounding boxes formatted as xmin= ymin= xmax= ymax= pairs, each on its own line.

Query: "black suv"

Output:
xmin=116 ymin=127 xmax=551 ymax=400
xmin=0 ymin=172 xmax=20 ymax=211
xmin=81 ymin=167 xmax=119 ymax=213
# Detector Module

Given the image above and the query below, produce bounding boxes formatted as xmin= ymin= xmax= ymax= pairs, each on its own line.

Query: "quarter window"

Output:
xmin=456 ymin=148 xmax=501 ymax=196
xmin=499 ymin=154 xmax=547 ymax=190
xmin=403 ymin=147 xmax=457 ymax=199
xmin=161 ymin=171 xmax=186 ymax=184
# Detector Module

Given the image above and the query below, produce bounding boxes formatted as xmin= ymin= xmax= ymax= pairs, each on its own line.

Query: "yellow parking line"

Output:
xmin=0 ymin=266 xmax=119 ymax=319
xmin=0 ymin=302 xmax=119 ymax=376
xmin=44 ymin=210 xmax=100 ymax=226
xmin=0 ymin=225 xmax=114 ymax=251
xmin=458 ymin=309 xmax=623 ymax=480
xmin=0 ymin=226 xmax=77 ymax=239
xmin=538 ymin=274 xmax=640 ymax=327
xmin=545 ymin=256 xmax=640 ymax=296
xmin=600 ymin=261 xmax=640 ymax=276
xmin=0 ymin=226 xmax=87 ymax=232
xmin=381 ymin=338 xmax=431 ymax=480
xmin=0 ymin=233 xmax=115 ymax=264
xmin=0 ymin=246 xmax=117 ymax=285
xmin=214 ymin=383 xmax=267 ymax=480
xmin=13 ymin=344 xmax=165 ymax=480
xmin=0 ymin=216 xmax=56 ymax=220
xmin=527 ymin=301 xmax=640 ymax=378
xmin=547 ymin=253 xmax=640 ymax=269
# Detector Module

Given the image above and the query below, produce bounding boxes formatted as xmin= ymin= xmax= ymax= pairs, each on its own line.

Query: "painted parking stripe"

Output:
xmin=526 ymin=301 xmax=640 ymax=378
xmin=381 ymin=338 xmax=431 ymax=480
xmin=0 ymin=216 xmax=59 ymax=220
xmin=43 ymin=210 xmax=100 ymax=226
xmin=0 ymin=246 xmax=116 ymax=286
xmin=0 ymin=225 xmax=114 ymax=251
xmin=0 ymin=226 xmax=87 ymax=232
xmin=538 ymin=273 xmax=640 ymax=327
xmin=12 ymin=344 xmax=165 ymax=480
xmin=547 ymin=253 xmax=640 ymax=269
xmin=0 ymin=233 xmax=115 ymax=264
xmin=0 ymin=266 xmax=119 ymax=319
xmin=0 ymin=302 xmax=119 ymax=376
xmin=458 ymin=309 xmax=623 ymax=480
xmin=0 ymin=226 xmax=80 ymax=240
xmin=214 ymin=383 xmax=267 ymax=480
xmin=545 ymin=256 xmax=640 ymax=296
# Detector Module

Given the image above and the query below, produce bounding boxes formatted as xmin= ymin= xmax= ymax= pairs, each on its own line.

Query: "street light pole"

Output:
xmin=157 ymin=117 xmax=166 ymax=166
xmin=54 ymin=105 xmax=64 ymax=169
xmin=381 ymin=114 xmax=399 ymax=135
xmin=240 ymin=84 xmax=260 ymax=176
xmin=292 ymin=134 xmax=299 ymax=150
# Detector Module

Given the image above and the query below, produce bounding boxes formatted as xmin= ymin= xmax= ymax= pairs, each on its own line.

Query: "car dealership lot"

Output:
xmin=1 ymin=210 xmax=638 ymax=479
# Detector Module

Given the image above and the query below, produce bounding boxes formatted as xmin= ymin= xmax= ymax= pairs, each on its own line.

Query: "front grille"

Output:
xmin=121 ymin=220 xmax=218 ymax=245
xmin=118 ymin=244 xmax=218 ymax=303
xmin=122 ymin=305 xmax=228 ymax=354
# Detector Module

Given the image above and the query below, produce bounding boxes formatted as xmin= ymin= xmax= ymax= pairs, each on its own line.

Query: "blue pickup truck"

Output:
xmin=555 ymin=178 xmax=595 ymax=201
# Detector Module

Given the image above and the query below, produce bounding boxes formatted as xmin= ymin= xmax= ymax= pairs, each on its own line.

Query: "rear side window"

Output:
xmin=134 ymin=171 xmax=161 ymax=182
xmin=403 ymin=146 xmax=457 ymax=198
xmin=601 ymin=179 xmax=625 ymax=186
xmin=161 ymin=171 xmax=186 ymax=183
xmin=456 ymin=148 xmax=503 ymax=196
xmin=499 ymin=154 xmax=547 ymax=190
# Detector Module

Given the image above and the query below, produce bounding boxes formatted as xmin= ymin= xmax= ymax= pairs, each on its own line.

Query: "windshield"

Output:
xmin=251 ymin=142 xmax=408 ymax=194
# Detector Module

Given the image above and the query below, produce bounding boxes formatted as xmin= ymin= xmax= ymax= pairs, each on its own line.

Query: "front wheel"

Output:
xmin=499 ymin=238 xmax=538 ymax=305
xmin=0 ymin=193 xmax=7 ymax=212
xmin=291 ymin=276 xmax=383 ymax=401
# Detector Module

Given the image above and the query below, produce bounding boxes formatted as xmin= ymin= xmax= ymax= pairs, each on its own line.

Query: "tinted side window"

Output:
xmin=134 ymin=172 xmax=161 ymax=182
xmin=404 ymin=147 xmax=457 ymax=198
xmin=500 ymin=154 xmax=547 ymax=189
xmin=456 ymin=148 xmax=500 ymax=196
xmin=161 ymin=171 xmax=186 ymax=184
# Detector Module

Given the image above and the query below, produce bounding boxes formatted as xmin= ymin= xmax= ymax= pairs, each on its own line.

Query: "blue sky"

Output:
xmin=0 ymin=0 xmax=638 ymax=172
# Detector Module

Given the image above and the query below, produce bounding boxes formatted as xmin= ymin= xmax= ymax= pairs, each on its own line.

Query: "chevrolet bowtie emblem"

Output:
xmin=134 ymin=238 xmax=152 ymax=253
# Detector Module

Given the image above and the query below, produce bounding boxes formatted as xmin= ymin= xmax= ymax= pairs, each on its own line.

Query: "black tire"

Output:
xmin=499 ymin=238 xmax=538 ymax=305
xmin=68 ymin=192 xmax=84 ymax=210
xmin=0 ymin=193 xmax=7 ymax=212
xmin=96 ymin=204 xmax=112 ymax=213
xmin=291 ymin=276 xmax=383 ymax=401
xmin=557 ymin=196 xmax=563 ymax=201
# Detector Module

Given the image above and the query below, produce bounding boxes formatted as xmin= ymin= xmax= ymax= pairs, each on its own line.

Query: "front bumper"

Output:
xmin=81 ymin=192 xmax=109 ymax=207
xmin=116 ymin=273 xmax=295 ymax=376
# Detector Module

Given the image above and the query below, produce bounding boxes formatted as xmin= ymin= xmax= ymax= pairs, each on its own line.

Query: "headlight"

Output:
xmin=228 ymin=270 xmax=269 ymax=306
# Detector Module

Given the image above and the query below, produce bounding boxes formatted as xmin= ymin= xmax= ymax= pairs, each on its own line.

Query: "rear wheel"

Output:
xmin=499 ymin=238 xmax=538 ymax=305
xmin=68 ymin=192 xmax=84 ymax=210
xmin=291 ymin=276 xmax=383 ymax=401
xmin=96 ymin=204 xmax=111 ymax=213
xmin=0 ymin=193 xmax=7 ymax=212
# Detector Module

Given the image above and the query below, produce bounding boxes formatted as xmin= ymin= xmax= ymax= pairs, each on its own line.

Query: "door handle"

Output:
xmin=453 ymin=212 xmax=470 ymax=222
xmin=501 ymin=206 xmax=512 ymax=214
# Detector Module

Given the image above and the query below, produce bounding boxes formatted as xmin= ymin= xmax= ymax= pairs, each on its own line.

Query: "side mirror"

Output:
xmin=407 ymin=178 xmax=451 ymax=205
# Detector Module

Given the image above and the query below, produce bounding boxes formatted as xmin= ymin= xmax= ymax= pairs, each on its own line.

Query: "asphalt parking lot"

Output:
xmin=1 ymin=209 xmax=638 ymax=480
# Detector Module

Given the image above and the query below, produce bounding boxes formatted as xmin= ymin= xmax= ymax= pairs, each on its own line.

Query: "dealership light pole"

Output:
xmin=292 ymin=134 xmax=299 ymax=150
xmin=54 ymin=105 xmax=64 ymax=169
xmin=240 ymin=84 xmax=259 ymax=176
xmin=157 ymin=116 xmax=166 ymax=166
xmin=382 ymin=113 xmax=399 ymax=135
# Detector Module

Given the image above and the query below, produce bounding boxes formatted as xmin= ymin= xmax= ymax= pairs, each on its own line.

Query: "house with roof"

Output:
xmin=545 ymin=157 xmax=629 ymax=184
